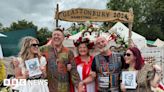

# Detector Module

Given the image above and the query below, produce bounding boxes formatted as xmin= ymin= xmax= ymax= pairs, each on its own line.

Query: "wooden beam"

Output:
xmin=55 ymin=4 xmax=59 ymax=27
xmin=128 ymin=8 xmax=133 ymax=47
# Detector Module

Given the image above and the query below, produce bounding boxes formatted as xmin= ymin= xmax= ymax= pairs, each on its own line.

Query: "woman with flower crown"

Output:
xmin=73 ymin=37 xmax=95 ymax=92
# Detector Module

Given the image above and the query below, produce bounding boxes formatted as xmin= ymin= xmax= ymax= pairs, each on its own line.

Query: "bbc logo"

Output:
xmin=3 ymin=79 xmax=26 ymax=86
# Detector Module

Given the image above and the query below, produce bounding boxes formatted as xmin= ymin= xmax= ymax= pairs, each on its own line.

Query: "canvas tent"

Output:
xmin=63 ymin=30 xmax=109 ymax=47
xmin=0 ymin=29 xmax=37 ymax=57
xmin=153 ymin=38 xmax=164 ymax=47
xmin=109 ymin=22 xmax=147 ymax=49
xmin=0 ymin=33 xmax=7 ymax=59
xmin=64 ymin=22 xmax=147 ymax=48
xmin=0 ymin=33 xmax=7 ymax=37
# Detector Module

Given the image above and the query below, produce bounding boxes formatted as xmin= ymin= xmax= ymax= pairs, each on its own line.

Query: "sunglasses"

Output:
xmin=124 ymin=53 xmax=131 ymax=57
xmin=31 ymin=43 xmax=39 ymax=47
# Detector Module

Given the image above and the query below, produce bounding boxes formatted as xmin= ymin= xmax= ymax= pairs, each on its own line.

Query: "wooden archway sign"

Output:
xmin=55 ymin=4 xmax=134 ymax=47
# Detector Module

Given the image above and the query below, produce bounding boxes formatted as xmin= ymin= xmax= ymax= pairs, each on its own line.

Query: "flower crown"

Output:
xmin=73 ymin=37 xmax=94 ymax=49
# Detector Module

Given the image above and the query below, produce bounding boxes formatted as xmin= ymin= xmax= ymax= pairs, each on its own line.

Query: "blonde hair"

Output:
xmin=19 ymin=36 xmax=41 ymax=61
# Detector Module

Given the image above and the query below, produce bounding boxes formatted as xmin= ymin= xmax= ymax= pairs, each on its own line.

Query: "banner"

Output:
xmin=56 ymin=8 xmax=133 ymax=23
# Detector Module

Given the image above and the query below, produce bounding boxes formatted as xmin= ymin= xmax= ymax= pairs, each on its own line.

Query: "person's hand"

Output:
xmin=150 ymin=64 xmax=162 ymax=88
xmin=153 ymin=64 xmax=161 ymax=71
xmin=39 ymin=66 xmax=47 ymax=78
xmin=11 ymin=57 xmax=19 ymax=67
xmin=78 ymin=81 xmax=85 ymax=92
xmin=90 ymin=71 xmax=96 ymax=78
xmin=120 ymin=83 xmax=126 ymax=92
xmin=24 ymin=70 xmax=29 ymax=78
xmin=67 ymin=64 xmax=72 ymax=71
xmin=40 ymin=66 xmax=46 ymax=72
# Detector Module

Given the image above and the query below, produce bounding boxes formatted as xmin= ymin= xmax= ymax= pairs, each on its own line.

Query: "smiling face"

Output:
xmin=30 ymin=39 xmax=39 ymax=54
xmin=52 ymin=30 xmax=64 ymax=46
xmin=124 ymin=49 xmax=136 ymax=65
xmin=78 ymin=43 xmax=89 ymax=56
xmin=96 ymin=37 xmax=108 ymax=52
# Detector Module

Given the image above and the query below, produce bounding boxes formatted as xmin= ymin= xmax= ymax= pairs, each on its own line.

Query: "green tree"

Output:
xmin=106 ymin=0 xmax=164 ymax=40
xmin=1 ymin=27 xmax=11 ymax=32
xmin=10 ymin=19 xmax=38 ymax=31
xmin=147 ymin=0 xmax=164 ymax=37
xmin=0 ymin=20 xmax=52 ymax=45
xmin=0 ymin=23 xmax=3 ymax=31
xmin=0 ymin=19 xmax=38 ymax=32
xmin=36 ymin=27 xmax=52 ymax=46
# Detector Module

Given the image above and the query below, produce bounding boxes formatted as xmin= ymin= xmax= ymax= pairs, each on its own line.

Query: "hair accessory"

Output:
xmin=73 ymin=37 xmax=94 ymax=49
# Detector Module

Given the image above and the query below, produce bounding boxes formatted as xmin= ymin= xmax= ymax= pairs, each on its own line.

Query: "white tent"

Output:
xmin=0 ymin=33 xmax=7 ymax=37
xmin=109 ymin=22 xmax=147 ymax=49
xmin=63 ymin=30 xmax=109 ymax=47
xmin=63 ymin=31 xmax=83 ymax=47
xmin=68 ymin=31 xmax=83 ymax=40
xmin=153 ymin=38 xmax=164 ymax=47
xmin=0 ymin=33 xmax=7 ymax=59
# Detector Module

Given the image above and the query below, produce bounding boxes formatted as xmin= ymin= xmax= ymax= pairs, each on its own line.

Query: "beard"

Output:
xmin=97 ymin=44 xmax=110 ymax=53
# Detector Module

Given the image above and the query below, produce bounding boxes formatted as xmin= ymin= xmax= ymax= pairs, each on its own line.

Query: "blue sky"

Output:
xmin=0 ymin=0 xmax=107 ymax=30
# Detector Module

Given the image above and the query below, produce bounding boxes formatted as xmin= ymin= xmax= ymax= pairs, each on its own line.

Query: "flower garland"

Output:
xmin=73 ymin=37 xmax=94 ymax=49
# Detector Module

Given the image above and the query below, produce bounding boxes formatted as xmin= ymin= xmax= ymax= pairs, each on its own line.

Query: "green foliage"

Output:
xmin=0 ymin=19 xmax=38 ymax=32
xmin=0 ymin=23 xmax=3 ymax=32
xmin=10 ymin=19 xmax=38 ymax=31
xmin=0 ymin=19 xmax=52 ymax=46
xmin=1 ymin=27 xmax=11 ymax=32
xmin=36 ymin=27 xmax=52 ymax=46
xmin=106 ymin=0 xmax=164 ymax=40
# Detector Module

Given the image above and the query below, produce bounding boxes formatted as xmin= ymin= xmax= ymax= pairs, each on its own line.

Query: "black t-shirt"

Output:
xmin=91 ymin=55 xmax=109 ymax=72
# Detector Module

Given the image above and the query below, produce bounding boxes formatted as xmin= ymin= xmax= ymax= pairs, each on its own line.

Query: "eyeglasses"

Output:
xmin=124 ymin=53 xmax=131 ymax=57
xmin=31 ymin=44 xmax=39 ymax=47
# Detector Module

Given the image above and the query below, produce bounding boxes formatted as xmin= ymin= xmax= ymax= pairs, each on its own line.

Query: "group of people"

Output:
xmin=10 ymin=28 xmax=162 ymax=92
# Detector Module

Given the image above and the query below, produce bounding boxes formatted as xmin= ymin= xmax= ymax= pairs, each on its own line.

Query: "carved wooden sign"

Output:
xmin=56 ymin=8 xmax=134 ymax=23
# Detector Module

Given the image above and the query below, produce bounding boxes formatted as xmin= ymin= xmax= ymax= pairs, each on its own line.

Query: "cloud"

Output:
xmin=57 ymin=0 xmax=107 ymax=29
xmin=0 ymin=0 xmax=107 ymax=30
xmin=58 ymin=0 xmax=107 ymax=10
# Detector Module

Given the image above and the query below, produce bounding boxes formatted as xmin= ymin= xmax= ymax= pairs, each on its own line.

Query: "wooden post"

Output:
xmin=128 ymin=8 xmax=133 ymax=47
xmin=55 ymin=4 xmax=59 ymax=27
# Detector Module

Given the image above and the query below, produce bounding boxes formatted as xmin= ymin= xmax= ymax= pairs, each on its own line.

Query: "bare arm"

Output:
xmin=12 ymin=59 xmax=28 ymax=79
xmin=81 ymin=71 xmax=96 ymax=84
xmin=150 ymin=64 xmax=162 ymax=88
xmin=39 ymin=66 xmax=46 ymax=78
